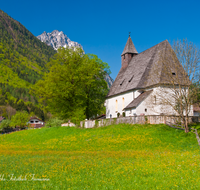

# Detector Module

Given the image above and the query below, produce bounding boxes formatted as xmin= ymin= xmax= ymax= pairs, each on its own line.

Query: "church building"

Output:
xmin=105 ymin=36 xmax=192 ymax=118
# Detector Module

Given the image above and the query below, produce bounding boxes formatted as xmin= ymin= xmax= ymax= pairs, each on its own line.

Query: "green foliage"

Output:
xmin=0 ymin=10 xmax=56 ymax=118
xmin=45 ymin=117 xmax=63 ymax=128
xmin=33 ymin=47 xmax=110 ymax=120
xmin=145 ymin=115 xmax=148 ymax=124
xmin=0 ymin=119 xmax=12 ymax=131
xmin=95 ymin=120 xmax=99 ymax=127
xmin=70 ymin=109 xmax=86 ymax=126
xmin=122 ymin=112 xmax=125 ymax=117
xmin=10 ymin=111 xmax=29 ymax=129
xmin=117 ymin=112 xmax=120 ymax=118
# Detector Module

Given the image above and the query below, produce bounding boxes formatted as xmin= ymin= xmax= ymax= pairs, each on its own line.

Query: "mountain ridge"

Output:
xmin=37 ymin=30 xmax=82 ymax=51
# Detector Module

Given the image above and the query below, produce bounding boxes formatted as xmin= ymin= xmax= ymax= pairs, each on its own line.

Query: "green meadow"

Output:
xmin=0 ymin=124 xmax=200 ymax=189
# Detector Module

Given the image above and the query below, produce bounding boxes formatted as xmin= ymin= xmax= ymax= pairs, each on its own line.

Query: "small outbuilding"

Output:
xmin=28 ymin=116 xmax=45 ymax=128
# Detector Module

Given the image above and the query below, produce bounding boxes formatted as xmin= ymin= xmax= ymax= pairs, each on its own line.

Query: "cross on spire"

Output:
xmin=129 ymin=32 xmax=131 ymax=37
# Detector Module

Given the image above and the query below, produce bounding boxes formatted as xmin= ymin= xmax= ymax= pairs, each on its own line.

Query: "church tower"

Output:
xmin=121 ymin=35 xmax=138 ymax=69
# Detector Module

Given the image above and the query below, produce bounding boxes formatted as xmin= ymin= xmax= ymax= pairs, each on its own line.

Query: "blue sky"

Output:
xmin=1 ymin=0 xmax=200 ymax=79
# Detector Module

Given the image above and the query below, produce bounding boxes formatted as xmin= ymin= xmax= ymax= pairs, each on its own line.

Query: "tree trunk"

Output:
xmin=184 ymin=116 xmax=189 ymax=133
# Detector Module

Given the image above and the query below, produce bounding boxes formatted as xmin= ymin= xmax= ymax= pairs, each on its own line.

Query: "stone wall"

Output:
xmin=80 ymin=115 xmax=199 ymax=128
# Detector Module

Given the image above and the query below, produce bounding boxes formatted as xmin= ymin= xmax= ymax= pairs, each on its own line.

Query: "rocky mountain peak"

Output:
xmin=37 ymin=30 xmax=82 ymax=51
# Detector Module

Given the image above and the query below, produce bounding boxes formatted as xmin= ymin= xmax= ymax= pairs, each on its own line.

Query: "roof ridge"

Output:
xmin=138 ymin=40 xmax=168 ymax=56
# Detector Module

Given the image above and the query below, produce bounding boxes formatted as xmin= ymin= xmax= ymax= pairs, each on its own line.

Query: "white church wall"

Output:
xmin=106 ymin=86 xmax=193 ymax=118
xmin=106 ymin=91 xmax=135 ymax=118
xmin=125 ymin=108 xmax=136 ymax=117
xmin=140 ymin=86 xmax=193 ymax=116
xmin=136 ymin=87 xmax=161 ymax=115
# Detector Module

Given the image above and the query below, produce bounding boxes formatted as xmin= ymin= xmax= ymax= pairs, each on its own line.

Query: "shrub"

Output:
xmin=95 ymin=120 xmax=99 ymax=128
xmin=145 ymin=116 xmax=148 ymax=124
xmin=70 ymin=109 xmax=86 ymax=126
xmin=122 ymin=112 xmax=126 ymax=117
xmin=117 ymin=112 xmax=120 ymax=118
xmin=0 ymin=119 xmax=12 ymax=132
xmin=11 ymin=111 xmax=29 ymax=129
xmin=45 ymin=117 xmax=63 ymax=128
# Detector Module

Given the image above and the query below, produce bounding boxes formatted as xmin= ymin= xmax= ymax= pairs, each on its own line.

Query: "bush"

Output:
xmin=11 ymin=111 xmax=29 ymax=129
xmin=45 ymin=118 xmax=63 ymax=128
xmin=0 ymin=119 xmax=12 ymax=132
xmin=117 ymin=112 xmax=120 ymax=118
xmin=70 ymin=109 xmax=86 ymax=126
xmin=122 ymin=112 xmax=126 ymax=117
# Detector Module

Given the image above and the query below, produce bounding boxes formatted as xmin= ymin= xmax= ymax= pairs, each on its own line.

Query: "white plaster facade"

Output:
xmin=106 ymin=86 xmax=193 ymax=118
xmin=28 ymin=118 xmax=44 ymax=125
xmin=106 ymin=91 xmax=135 ymax=118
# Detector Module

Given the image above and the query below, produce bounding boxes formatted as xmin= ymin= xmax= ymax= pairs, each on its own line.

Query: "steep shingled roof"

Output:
xmin=124 ymin=90 xmax=153 ymax=109
xmin=121 ymin=37 xmax=138 ymax=55
xmin=107 ymin=40 xmax=190 ymax=98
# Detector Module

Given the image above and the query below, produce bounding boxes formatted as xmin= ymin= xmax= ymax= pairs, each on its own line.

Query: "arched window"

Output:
xmin=122 ymin=97 xmax=125 ymax=110
xmin=115 ymin=100 xmax=118 ymax=112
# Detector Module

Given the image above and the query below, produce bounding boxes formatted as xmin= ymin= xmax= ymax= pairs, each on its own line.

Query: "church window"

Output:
xmin=122 ymin=98 xmax=125 ymax=109
xmin=115 ymin=100 xmax=118 ymax=112
xmin=145 ymin=108 xmax=147 ymax=112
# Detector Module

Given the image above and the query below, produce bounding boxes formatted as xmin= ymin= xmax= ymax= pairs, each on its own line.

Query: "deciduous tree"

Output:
xmin=11 ymin=111 xmax=29 ymax=129
xmin=33 ymin=47 xmax=110 ymax=122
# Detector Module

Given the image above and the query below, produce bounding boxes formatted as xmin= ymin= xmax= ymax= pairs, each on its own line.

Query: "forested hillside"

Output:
xmin=0 ymin=10 xmax=56 ymax=120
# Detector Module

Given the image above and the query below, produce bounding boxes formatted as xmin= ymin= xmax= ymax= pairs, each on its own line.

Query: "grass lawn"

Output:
xmin=0 ymin=124 xmax=200 ymax=189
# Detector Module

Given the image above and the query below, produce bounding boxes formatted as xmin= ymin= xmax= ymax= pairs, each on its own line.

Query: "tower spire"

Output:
xmin=121 ymin=35 xmax=138 ymax=56
xmin=121 ymin=35 xmax=138 ymax=69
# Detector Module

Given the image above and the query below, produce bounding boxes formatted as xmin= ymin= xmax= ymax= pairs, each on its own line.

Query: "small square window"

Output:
xmin=145 ymin=108 xmax=147 ymax=112
xmin=172 ymin=72 xmax=176 ymax=75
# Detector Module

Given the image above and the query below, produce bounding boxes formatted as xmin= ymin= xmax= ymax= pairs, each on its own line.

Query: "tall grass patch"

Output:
xmin=0 ymin=124 xmax=200 ymax=189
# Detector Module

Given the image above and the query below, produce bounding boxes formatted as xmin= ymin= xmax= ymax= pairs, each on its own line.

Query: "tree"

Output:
xmin=11 ymin=111 xmax=29 ymax=129
xmin=0 ymin=119 xmax=12 ymax=132
xmin=45 ymin=117 xmax=63 ymax=128
xmin=33 ymin=47 xmax=110 ymax=121
xmin=148 ymin=39 xmax=200 ymax=133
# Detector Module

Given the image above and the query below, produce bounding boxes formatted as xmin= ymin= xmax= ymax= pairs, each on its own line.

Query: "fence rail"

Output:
xmin=80 ymin=115 xmax=199 ymax=128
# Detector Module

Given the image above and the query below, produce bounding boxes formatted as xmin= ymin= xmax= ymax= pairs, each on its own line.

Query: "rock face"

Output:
xmin=105 ymin=73 xmax=114 ymax=88
xmin=37 ymin=30 xmax=82 ymax=50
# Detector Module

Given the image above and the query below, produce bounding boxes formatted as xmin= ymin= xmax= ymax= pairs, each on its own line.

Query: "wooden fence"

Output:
xmin=80 ymin=115 xmax=199 ymax=128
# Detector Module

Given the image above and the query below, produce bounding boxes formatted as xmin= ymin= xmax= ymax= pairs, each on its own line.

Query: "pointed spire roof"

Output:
xmin=121 ymin=37 xmax=138 ymax=56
